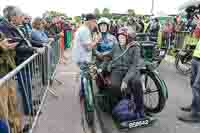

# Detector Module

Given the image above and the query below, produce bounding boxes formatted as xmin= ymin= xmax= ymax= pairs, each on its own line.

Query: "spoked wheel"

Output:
xmin=141 ymin=71 xmax=166 ymax=113
xmin=175 ymin=52 xmax=192 ymax=75
xmin=80 ymin=99 xmax=103 ymax=133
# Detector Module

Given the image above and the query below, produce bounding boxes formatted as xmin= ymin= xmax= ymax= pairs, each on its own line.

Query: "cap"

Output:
xmin=85 ymin=14 xmax=96 ymax=21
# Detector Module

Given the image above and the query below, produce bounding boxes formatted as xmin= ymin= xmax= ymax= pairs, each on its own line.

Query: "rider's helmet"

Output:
xmin=97 ymin=17 xmax=110 ymax=32
xmin=117 ymin=27 xmax=136 ymax=43
xmin=118 ymin=27 xmax=128 ymax=38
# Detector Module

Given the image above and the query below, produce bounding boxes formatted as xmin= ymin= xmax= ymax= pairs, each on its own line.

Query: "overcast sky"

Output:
xmin=0 ymin=0 xmax=190 ymax=17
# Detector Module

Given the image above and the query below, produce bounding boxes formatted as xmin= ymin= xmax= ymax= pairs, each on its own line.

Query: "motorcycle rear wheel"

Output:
xmin=141 ymin=71 xmax=166 ymax=113
xmin=175 ymin=53 xmax=192 ymax=75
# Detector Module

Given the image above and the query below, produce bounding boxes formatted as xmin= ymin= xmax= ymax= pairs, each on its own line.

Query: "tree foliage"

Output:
xmin=74 ymin=16 xmax=81 ymax=23
xmin=127 ymin=9 xmax=136 ymax=17
xmin=112 ymin=15 xmax=122 ymax=20
xmin=42 ymin=10 xmax=68 ymax=21
xmin=102 ymin=8 xmax=111 ymax=18
xmin=94 ymin=8 xmax=101 ymax=19
xmin=44 ymin=11 xmax=67 ymax=17
xmin=121 ymin=16 xmax=128 ymax=22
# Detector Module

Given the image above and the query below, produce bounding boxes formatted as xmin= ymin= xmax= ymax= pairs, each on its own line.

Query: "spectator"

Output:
xmin=185 ymin=17 xmax=196 ymax=32
xmin=60 ymin=29 xmax=66 ymax=64
xmin=137 ymin=17 xmax=145 ymax=33
xmin=175 ymin=21 xmax=185 ymax=32
xmin=0 ymin=31 xmax=21 ymax=133
xmin=162 ymin=19 xmax=174 ymax=47
xmin=0 ymin=6 xmax=44 ymax=132
xmin=126 ymin=17 xmax=141 ymax=33
xmin=20 ymin=14 xmax=32 ymax=38
xmin=178 ymin=19 xmax=200 ymax=123
xmin=31 ymin=17 xmax=49 ymax=44
xmin=110 ymin=20 xmax=118 ymax=36
xmin=193 ymin=20 xmax=200 ymax=39
xmin=43 ymin=17 xmax=54 ymax=37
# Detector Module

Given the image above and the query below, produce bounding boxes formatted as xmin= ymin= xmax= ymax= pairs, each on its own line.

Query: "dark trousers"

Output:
xmin=111 ymin=70 xmax=144 ymax=112
xmin=191 ymin=58 xmax=200 ymax=113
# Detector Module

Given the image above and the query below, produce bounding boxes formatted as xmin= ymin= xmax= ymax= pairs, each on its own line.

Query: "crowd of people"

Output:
xmin=0 ymin=5 xmax=74 ymax=133
xmin=2 ymin=4 xmax=200 ymax=133
xmin=107 ymin=15 xmax=200 ymax=49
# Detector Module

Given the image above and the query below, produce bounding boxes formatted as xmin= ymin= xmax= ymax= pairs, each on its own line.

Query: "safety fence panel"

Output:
xmin=48 ymin=37 xmax=60 ymax=81
xmin=0 ymin=37 xmax=61 ymax=133
xmin=174 ymin=31 xmax=191 ymax=49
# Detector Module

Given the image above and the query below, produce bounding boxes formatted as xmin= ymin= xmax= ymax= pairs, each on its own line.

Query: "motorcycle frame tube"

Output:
xmin=82 ymin=76 xmax=95 ymax=112
xmin=151 ymin=70 xmax=168 ymax=100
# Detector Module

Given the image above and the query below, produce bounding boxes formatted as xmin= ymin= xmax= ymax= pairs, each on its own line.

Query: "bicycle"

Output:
xmin=79 ymin=41 xmax=168 ymax=132
xmin=175 ymin=44 xmax=196 ymax=75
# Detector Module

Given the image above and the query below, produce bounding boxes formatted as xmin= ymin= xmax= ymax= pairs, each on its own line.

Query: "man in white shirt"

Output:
xmin=72 ymin=14 xmax=100 ymax=65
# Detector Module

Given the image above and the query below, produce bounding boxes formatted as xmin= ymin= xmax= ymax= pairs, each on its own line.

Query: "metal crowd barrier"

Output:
xmin=0 ymin=37 xmax=61 ymax=133
xmin=174 ymin=31 xmax=191 ymax=49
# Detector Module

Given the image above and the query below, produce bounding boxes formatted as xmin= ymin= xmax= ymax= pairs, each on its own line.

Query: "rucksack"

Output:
xmin=112 ymin=95 xmax=145 ymax=122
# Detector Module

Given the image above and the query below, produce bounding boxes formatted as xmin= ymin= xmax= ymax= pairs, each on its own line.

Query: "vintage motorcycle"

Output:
xmin=79 ymin=40 xmax=168 ymax=133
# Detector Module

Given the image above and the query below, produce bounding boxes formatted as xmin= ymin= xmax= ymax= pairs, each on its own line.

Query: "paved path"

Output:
xmin=35 ymin=55 xmax=200 ymax=133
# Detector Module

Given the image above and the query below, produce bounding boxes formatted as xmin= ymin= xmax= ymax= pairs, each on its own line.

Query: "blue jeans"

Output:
xmin=17 ymin=67 xmax=33 ymax=115
xmin=191 ymin=58 xmax=200 ymax=113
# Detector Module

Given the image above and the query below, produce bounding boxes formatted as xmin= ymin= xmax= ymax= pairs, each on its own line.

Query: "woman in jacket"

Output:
xmin=31 ymin=17 xmax=49 ymax=44
xmin=110 ymin=27 xmax=144 ymax=115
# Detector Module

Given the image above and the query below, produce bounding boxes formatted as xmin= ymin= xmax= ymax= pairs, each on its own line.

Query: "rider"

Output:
xmin=110 ymin=27 xmax=145 ymax=117
xmin=95 ymin=17 xmax=118 ymax=68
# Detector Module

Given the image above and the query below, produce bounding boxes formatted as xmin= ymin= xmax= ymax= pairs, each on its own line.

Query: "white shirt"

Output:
xmin=72 ymin=25 xmax=93 ymax=64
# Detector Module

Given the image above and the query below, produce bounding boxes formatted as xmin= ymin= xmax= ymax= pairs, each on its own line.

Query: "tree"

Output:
xmin=112 ymin=15 xmax=121 ymax=20
xmin=68 ymin=17 xmax=72 ymax=20
xmin=74 ymin=16 xmax=81 ymax=23
xmin=94 ymin=8 xmax=101 ymax=19
xmin=121 ymin=16 xmax=128 ymax=22
xmin=128 ymin=9 xmax=136 ymax=17
xmin=102 ymin=8 xmax=111 ymax=18
xmin=43 ymin=10 xmax=67 ymax=19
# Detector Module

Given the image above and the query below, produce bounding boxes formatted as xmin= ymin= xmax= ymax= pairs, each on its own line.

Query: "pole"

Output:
xmin=151 ymin=0 xmax=155 ymax=15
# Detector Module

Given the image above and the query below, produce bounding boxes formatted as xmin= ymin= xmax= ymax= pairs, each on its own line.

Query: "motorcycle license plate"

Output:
xmin=128 ymin=118 xmax=150 ymax=128
xmin=159 ymin=50 xmax=166 ymax=56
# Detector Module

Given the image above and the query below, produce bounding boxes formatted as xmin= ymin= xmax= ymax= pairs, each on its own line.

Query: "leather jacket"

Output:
xmin=0 ymin=20 xmax=35 ymax=65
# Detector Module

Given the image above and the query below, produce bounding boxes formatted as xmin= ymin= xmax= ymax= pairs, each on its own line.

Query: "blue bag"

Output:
xmin=112 ymin=95 xmax=145 ymax=122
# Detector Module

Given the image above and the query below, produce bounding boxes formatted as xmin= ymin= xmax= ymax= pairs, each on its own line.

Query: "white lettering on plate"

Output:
xmin=129 ymin=120 xmax=149 ymax=128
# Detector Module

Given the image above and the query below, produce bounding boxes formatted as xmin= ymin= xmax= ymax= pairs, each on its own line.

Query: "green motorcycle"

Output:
xmin=79 ymin=41 xmax=168 ymax=133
